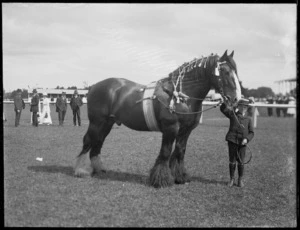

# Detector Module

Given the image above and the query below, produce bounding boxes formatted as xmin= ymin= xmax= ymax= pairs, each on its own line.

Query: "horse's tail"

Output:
xmin=77 ymin=131 xmax=92 ymax=157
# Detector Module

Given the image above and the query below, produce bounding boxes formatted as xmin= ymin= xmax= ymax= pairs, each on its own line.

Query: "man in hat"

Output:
xmin=70 ymin=89 xmax=83 ymax=126
xmin=13 ymin=89 xmax=25 ymax=127
xmin=220 ymin=98 xmax=254 ymax=188
xmin=30 ymin=89 xmax=40 ymax=127
xmin=56 ymin=92 xmax=68 ymax=126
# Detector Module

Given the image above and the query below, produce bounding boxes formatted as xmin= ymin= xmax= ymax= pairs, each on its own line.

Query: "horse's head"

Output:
xmin=213 ymin=50 xmax=242 ymax=105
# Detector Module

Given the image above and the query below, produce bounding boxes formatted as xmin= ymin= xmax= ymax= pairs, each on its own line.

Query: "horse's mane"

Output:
xmin=163 ymin=54 xmax=220 ymax=83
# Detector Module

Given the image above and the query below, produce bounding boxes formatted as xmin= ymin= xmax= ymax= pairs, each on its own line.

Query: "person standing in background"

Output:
xmin=13 ymin=89 xmax=25 ymax=127
xmin=39 ymin=92 xmax=52 ymax=125
xmin=287 ymin=96 xmax=296 ymax=118
xmin=56 ymin=92 xmax=68 ymax=126
xmin=282 ymin=96 xmax=289 ymax=117
xmin=276 ymin=96 xmax=282 ymax=117
xmin=266 ymin=96 xmax=274 ymax=117
xmin=30 ymin=89 xmax=40 ymax=127
xmin=70 ymin=90 xmax=83 ymax=126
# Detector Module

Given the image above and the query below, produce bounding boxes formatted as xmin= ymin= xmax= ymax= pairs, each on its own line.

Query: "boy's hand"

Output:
xmin=241 ymin=138 xmax=248 ymax=145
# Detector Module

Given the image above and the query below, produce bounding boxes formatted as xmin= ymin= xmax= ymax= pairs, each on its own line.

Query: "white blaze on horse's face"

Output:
xmin=233 ymin=71 xmax=242 ymax=101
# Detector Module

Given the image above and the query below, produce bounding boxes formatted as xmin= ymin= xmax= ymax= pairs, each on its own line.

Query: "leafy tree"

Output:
xmin=246 ymin=87 xmax=274 ymax=98
xmin=67 ymin=86 xmax=77 ymax=89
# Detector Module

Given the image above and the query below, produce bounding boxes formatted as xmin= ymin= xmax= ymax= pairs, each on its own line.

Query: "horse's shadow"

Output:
xmin=27 ymin=165 xmax=148 ymax=185
xmin=27 ymin=165 xmax=74 ymax=177
xmin=190 ymin=176 xmax=228 ymax=186
xmin=28 ymin=165 xmax=227 ymax=186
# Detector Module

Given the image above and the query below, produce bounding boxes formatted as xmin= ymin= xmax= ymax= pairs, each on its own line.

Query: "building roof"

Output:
xmin=29 ymin=89 xmax=89 ymax=95
xmin=274 ymin=78 xmax=296 ymax=83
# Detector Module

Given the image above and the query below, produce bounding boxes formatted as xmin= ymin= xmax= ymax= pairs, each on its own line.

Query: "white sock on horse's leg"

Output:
xmin=74 ymin=153 xmax=93 ymax=177
xmin=91 ymin=156 xmax=106 ymax=173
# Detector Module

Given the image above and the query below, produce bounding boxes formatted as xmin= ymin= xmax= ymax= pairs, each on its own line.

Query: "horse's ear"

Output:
xmin=221 ymin=50 xmax=228 ymax=59
xmin=229 ymin=50 xmax=234 ymax=57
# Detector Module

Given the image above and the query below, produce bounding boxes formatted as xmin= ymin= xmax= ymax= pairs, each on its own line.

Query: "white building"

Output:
xmin=28 ymin=89 xmax=89 ymax=103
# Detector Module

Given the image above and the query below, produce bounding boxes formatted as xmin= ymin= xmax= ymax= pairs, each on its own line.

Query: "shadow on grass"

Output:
xmin=27 ymin=165 xmax=226 ymax=186
xmin=27 ymin=165 xmax=148 ymax=185
xmin=93 ymin=170 xmax=148 ymax=186
xmin=190 ymin=176 xmax=228 ymax=186
xmin=28 ymin=165 xmax=74 ymax=177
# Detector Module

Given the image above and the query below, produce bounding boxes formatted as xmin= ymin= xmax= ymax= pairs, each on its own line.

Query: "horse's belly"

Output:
xmin=118 ymin=103 xmax=152 ymax=131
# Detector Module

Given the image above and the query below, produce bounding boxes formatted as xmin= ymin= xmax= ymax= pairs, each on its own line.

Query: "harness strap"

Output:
xmin=142 ymin=82 xmax=160 ymax=131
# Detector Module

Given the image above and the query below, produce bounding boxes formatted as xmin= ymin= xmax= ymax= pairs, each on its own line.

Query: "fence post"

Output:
xmin=199 ymin=104 xmax=203 ymax=124
xmin=252 ymin=106 xmax=257 ymax=128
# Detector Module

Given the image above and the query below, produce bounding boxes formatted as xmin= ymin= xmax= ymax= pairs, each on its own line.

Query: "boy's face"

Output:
xmin=238 ymin=104 xmax=248 ymax=114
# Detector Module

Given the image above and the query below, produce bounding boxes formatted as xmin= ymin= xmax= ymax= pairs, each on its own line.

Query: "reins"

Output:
xmin=156 ymin=97 xmax=223 ymax=115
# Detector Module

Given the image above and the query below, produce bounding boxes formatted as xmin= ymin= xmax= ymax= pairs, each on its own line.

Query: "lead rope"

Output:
xmin=157 ymin=97 xmax=223 ymax=115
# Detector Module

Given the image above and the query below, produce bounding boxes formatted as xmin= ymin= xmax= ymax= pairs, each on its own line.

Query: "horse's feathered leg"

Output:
xmin=169 ymin=129 xmax=192 ymax=184
xmin=89 ymin=118 xmax=115 ymax=175
xmin=74 ymin=118 xmax=114 ymax=177
xmin=149 ymin=124 xmax=179 ymax=188
xmin=74 ymin=123 xmax=97 ymax=177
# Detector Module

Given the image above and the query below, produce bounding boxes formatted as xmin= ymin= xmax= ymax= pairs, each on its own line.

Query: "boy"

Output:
xmin=220 ymin=98 xmax=254 ymax=187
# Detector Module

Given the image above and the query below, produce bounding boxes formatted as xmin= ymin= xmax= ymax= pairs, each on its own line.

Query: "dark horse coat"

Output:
xmin=75 ymin=50 xmax=242 ymax=188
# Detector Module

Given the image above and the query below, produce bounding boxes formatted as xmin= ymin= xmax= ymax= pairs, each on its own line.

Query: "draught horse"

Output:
xmin=74 ymin=50 xmax=241 ymax=188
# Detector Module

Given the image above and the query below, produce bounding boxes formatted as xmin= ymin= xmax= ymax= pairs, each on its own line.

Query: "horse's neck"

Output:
xmin=182 ymin=79 xmax=209 ymax=97
xmin=180 ymin=56 xmax=216 ymax=98
xmin=181 ymin=68 xmax=212 ymax=100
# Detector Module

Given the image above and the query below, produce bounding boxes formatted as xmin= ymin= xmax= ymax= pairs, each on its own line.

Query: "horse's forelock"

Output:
xmin=225 ymin=56 xmax=238 ymax=75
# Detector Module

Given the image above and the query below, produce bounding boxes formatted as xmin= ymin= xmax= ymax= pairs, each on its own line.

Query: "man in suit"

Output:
xmin=56 ymin=92 xmax=68 ymax=126
xmin=70 ymin=90 xmax=83 ymax=126
xmin=266 ymin=96 xmax=274 ymax=117
xmin=30 ymin=89 xmax=40 ymax=127
xmin=14 ymin=89 xmax=25 ymax=127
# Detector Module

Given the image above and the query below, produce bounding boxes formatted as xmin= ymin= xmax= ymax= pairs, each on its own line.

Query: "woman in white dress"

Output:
xmin=39 ymin=92 xmax=52 ymax=125
xmin=287 ymin=96 xmax=296 ymax=118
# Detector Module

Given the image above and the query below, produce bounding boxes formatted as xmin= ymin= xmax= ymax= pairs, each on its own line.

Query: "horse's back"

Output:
xmin=87 ymin=78 xmax=150 ymax=130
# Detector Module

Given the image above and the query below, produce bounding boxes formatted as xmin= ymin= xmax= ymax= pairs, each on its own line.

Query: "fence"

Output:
xmin=4 ymin=100 xmax=296 ymax=128
xmin=200 ymin=101 xmax=296 ymax=128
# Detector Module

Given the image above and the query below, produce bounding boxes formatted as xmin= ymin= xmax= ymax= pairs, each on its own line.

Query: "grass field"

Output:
xmin=3 ymin=103 xmax=297 ymax=227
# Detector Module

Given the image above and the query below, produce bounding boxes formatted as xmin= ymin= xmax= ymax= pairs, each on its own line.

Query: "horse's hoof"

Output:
xmin=74 ymin=168 xmax=92 ymax=177
xmin=149 ymin=163 xmax=175 ymax=188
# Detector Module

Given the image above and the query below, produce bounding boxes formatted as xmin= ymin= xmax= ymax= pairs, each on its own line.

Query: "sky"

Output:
xmin=2 ymin=3 xmax=297 ymax=94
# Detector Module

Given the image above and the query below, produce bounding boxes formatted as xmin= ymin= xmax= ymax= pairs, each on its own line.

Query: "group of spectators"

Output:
xmin=266 ymin=95 xmax=296 ymax=117
xmin=11 ymin=89 xmax=83 ymax=127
